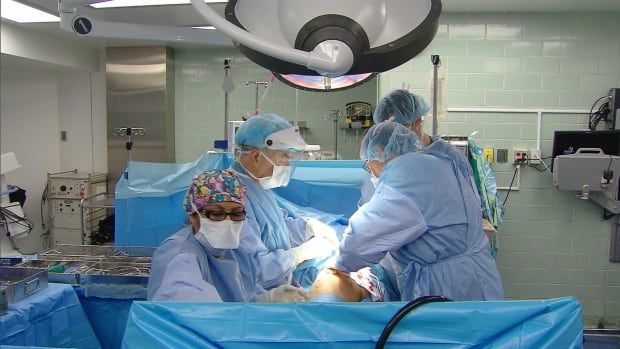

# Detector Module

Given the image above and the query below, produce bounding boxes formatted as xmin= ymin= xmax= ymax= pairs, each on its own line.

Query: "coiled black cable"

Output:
xmin=0 ymin=205 xmax=34 ymax=235
xmin=375 ymin=295 xmax=452 ymax=349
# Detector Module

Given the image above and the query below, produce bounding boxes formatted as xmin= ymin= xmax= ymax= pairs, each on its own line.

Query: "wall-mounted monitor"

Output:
xmin=551 ymin=130 xmax=620 ymax=171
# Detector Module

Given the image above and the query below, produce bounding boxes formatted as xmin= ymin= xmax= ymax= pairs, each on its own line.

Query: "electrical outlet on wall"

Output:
xmin=513 ymin=149 xmax=528 ymax=164
xmin=529 ymin=149 xmax=541 ymax=164
xmin=483 ymin=148 xmax=494 ymax=164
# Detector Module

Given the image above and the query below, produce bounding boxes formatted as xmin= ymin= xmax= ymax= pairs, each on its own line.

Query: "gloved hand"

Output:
xmin=291 ymin=236 xmax=336 ymax=265
xmin=304 ymin=218 xmax=340 ymax=250
xmin=256 ymin=284 xmax=308 ymax=303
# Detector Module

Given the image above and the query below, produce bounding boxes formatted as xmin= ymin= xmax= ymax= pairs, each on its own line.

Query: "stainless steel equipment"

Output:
xmin=553 ymin=148 xmax=620 ymax=262
xmin=39 ymin=244 xmax=116 ymax=259
xmin=0 ymin=267 xmax=48 ymax=304
xmin=80 ymin=194 xmax=115 ymax=245
xmin=442 ymin=135 xmax=470 ymax=159
xmin=17 ymin=244 xmax=153 ymax=286
xmin=47 ymin=171 xmax=108 ymax=246
xmin=553 ymin=149 xmax=620 ymax=193
xmin=106 ymin=47 xmax=175 ymax=194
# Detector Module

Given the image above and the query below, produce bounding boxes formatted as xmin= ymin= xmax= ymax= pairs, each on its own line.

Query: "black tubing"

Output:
xmin=375 ymin=295 xmax=452 ymax=349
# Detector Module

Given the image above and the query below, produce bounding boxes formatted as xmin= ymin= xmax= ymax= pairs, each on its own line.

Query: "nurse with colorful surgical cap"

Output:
xmin=336 ymin=122 xmax=503 ymax=301
xmin=147 ymin=169 xmax=308 ymax=302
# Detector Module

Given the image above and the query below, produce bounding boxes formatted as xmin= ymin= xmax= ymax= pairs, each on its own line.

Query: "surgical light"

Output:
xmin=274 ymin=73 xmax=377 ymax=92
xmin=191 ymin=0 xmax=442 ymax=78
xmin=91 ymin=0 xmax=227 ymax=8
xmin=1 ymin=0 xmax=60 ymax=23
xmin=58 ymin=0 xmax=441 ymax=84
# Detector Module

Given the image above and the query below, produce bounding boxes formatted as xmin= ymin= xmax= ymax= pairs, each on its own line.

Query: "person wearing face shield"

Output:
xmin=336 ymin=122 xmax=503 ymax=301
xmin=359 ymin=89 xmax=478 ymax=208
xmin=231 ymin=114 xmax=339 ymax=290
xmin=147 ymin=169 xmax=308 ymax=302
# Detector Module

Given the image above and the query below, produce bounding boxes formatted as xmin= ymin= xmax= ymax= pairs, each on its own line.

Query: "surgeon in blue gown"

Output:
xmin=147 ymin=169 xmax=308 ymax=302
xmin=231 ymin=114 xmax=338 ymax=289
xmin=359 ymin=89 xmax=478 ymax=207
xmin=336 ymin=122 xmax=504 ymax=301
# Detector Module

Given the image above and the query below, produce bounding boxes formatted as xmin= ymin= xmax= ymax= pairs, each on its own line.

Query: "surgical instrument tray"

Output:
xmin=0 ymin=267 xmax=48 ymax=304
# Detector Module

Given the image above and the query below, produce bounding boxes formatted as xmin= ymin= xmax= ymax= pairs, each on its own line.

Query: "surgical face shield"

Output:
xmin=265 ymin=148 xmax=303 ymax=165
xmin=264 ymin=127 xmax=307 ymax=151
xmin=256 ymin=151 xmax=298 ymax=189
xmin=236 ymin=148 xmax=301 ymax=189
xmin=257 ymin=151 xmax=301 ymax=189
xmin=362 ymin=160 xmax=371 ymax=174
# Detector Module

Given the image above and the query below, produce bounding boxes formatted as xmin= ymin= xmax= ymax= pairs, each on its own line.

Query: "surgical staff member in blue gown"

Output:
xmin=147 ymin=169 xmax=308 ymax=302
xmin=232 ymin=114 xmax=338 ymax=289
xmin=336 ymin=122 xmax=504 ymax=301
xmin=359 ymin=89 xmax=478 ymax=207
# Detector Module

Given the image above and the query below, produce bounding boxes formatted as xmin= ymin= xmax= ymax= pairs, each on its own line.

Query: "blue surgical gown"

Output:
xmin=359 ymin=137 xmax=480 ymax=207
xmin=337 ymin=151 xmax=504 ymax=301
xmin=231 ymin=161 xmax=309 ymax=289
xmin=147 ymin=226 xmax=265 ymax=301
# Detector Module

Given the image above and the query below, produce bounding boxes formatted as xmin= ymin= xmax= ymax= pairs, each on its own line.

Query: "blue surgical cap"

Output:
xmin=372 ymin=90 xmax=430 ymax=126
xmin=360 ymin=122 xmax=422 ymax=162
xmin=235 ymin=114 xmax=295 ymax=149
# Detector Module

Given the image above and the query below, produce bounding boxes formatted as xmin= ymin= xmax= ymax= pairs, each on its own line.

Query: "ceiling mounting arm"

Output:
xmin=58 ymin=0 xmax=219 ymax=44
xmin=190 ymin=0 xmax=354 ymax=77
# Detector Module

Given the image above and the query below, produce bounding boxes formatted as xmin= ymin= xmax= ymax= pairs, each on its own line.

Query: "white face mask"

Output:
xmin=256 ymin=152 xmax=292 ymax=189
xmin=193 ymin=205 xmax=244 ymax=250
xmin=370 ymin=173 xmax=380 ymax=188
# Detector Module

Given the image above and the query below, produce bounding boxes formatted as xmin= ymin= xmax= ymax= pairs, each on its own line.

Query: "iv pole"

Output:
xmin=111 ymin=127 xmax=146 ymax=179
xmin=325 ymin=109 xmax=340 ymax=159
xmin=431 ymin=55 xmax=441 ymax=137
xmin=223 ymin=59 xmax=234 ymax=141
xmin=245 ymin=80 xmax=270 ymax=116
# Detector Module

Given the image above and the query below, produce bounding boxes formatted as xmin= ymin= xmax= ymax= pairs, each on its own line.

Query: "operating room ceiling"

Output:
xmin=5 ymin=0 xmax=620 ymax=49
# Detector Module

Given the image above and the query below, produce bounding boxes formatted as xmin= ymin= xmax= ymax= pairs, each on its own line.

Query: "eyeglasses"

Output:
xmin=362 ymin=161 xmax=371 ymax=173
xmin=198 ymin=209 xmax=246 ymax=222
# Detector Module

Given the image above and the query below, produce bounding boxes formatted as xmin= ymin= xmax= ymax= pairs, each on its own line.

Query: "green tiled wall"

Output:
xmin=174 ymin=48 xmax=377 ymax=162
xmin=175 ymin=11 xmax=620 ymax=325
xmin=379 ymin=12 xmax=620 ymax=324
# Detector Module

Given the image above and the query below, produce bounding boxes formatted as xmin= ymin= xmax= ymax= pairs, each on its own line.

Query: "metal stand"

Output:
xmin=111 ymin=127 xmax=146 ymax=179
xmin=589 ymin=192 xmax=620 ymax=262
xmin=245 ymin=80 xmax=270 ymax=116
xmin=222 ymin=59 xmax=234 ymax=141
xmin=431 ymin=55 xmax=441 ymax=137
xmin=325 ymin=109 xmax=341 ymax=159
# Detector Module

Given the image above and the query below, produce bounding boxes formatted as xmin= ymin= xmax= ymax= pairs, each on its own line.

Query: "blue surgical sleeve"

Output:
xmin=283 ymin=208 xmax=309 ymax=248
xmin=337 ymin=184 xmax=428 ymax=272
xmin=240 ymin=214 xmax=297 ymax=289
xmin=358 ymin=174 xmax=375 ymax=207
xmin=152 ymin=253 xmax=223 ymax=302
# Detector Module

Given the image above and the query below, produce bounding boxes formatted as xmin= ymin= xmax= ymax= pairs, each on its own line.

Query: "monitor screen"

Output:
xmin=551 ymin=130 xmax=620 ymax=170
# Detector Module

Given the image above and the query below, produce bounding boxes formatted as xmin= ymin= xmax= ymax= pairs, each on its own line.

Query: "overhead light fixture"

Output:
xmin=1 ymin=0 xmax=59 ymax=23
xmin=91 ymin=0 xmax=227 ymax=8
xmin=192 ymin=25 xmax=216 ymax=30
xmin=191 ymin=0 xmax=442 ymax=77
xmin=274 ymin=73 xmax=376 ymax=92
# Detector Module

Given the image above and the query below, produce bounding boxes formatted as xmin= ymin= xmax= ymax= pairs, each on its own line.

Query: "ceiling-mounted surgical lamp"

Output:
xmin=58 ymin=0 xmax=441 ymax=90
xmin=191 ymin=0 xmax=442 ymax=78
